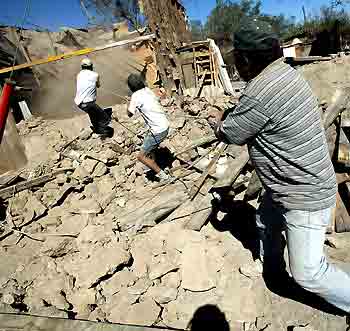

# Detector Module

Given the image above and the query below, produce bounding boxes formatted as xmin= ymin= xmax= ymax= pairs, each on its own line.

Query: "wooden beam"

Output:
xmin=174 ymin=135 xmax=217 ymax=157
xmin=189 ymin=142 xmax=227 ymax=200
xmin=211 ymin=147 xmax=249 ymax=191
xmin=0 ymin=168 xmax=73 ymax=200
xmin=323 ymin=88 xmax=350 ymax=130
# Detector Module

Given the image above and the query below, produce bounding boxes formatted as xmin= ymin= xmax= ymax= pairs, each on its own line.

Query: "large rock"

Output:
xmin=147 ymin=285 xmax=178 ymax=304
xmin=161 ymin=271 xmax=181 ymax=289
xmin=72 ymin=165 xmax=90 ymax=183
xmin=69 ymin=198 xmax=101 ymax=215
xmin=162 ymin=289 xmax=218 ymax=330
xmin=64 ymin=240 xmax=131 ymax=289
xmin=41 ymin=237 xmax=78 ymax=258
xmin=24 ymin=194 xmax=47 ymax=220
xmin=216 ymin=273 xmax=270 ymax=323
xmin=56 ymin=213 xmax=89 ymax=236
xmin=92 ymin=162 xmax=108 ymax=177
xmin=77 ymin=224 xmax=114 ymax=248
xmin=108 ymin=296 xmax=160 ymax=326
xmin=149 ymin=251 xmax=180 ymax=280
xmin=25 ymin=270 xmax=72 ymax=311
xmin=81 ymin=158 xmax=98 ymax=174
xmin=110 ymin=165 xmax=127 ymax=186
xmin=101 ymin=269 xmax=137 ymax=297
xmin=180 ymin=241 xmax=217 ymax=292
xmin=127 ymin=276 xmax=152 ymax=296
xmin=66 ymin=288 xmax=96 ymax=316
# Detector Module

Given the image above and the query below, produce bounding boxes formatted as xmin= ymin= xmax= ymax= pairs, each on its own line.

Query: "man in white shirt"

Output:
xmin=74 ymin=58 xmax=113 ymax=138
xmin=127 ymin=74 xmax=170 ymax=181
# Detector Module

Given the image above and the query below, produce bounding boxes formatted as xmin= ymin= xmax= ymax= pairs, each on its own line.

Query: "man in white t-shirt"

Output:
xmin=74 ymin=58 xmax=113 ymax=138
xmin=127 ymin=74 xmax=170 ymax=181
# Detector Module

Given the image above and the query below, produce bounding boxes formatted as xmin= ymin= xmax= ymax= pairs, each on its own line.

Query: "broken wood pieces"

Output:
xmin=323 ymin=88 xmax=350 ymax=131
xmin=189 ymin=142 xmax=227 ymax=200
xmin=211 ymin=147 xmax=249 ymax=192
xmin=0 ymin=168 xmax=73 ymax=200
xmin=116 ymin=187 xmax=189 ymax=232
xmin=174 ymin=135 xmax=217 ymax=157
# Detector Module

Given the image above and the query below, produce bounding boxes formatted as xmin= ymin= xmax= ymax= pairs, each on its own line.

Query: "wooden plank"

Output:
xmin=335 ymin=191 xmax=350 ymax=233
xmin=174 ymin=135 xmax=217 ymax=157
xmin=184 ymin=193 xmax=213 ymax=231
xmin=211 ymin=147 xmax=249 ymax=190
xmin=0 ymin=168 xmax=73 ymax=200
xmin=244 ymin=169 xmax=263 ymax=201
xmin=189 ymin=142 xmax=227 ymax=200
xmin=196 ymin=69 xmax=208 ymax=97
xmin=323 ymin=88 xmax=350 ymax=130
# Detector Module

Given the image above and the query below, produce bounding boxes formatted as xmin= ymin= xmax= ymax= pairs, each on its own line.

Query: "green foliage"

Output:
xmin=190 ymin=20 xmax=205 ymax=41
xmin=190 ymin=0 xmax=350 ymax=43
xmin=282 ymin=5 xmax=350 ymax=40
xmin=204 ymin=0 xmax=262 ymax=38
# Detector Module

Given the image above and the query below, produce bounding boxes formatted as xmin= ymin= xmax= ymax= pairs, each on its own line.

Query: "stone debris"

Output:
xmin=180 ymin=241 xmax=216 ymax=292
xmin=66 ymin=240 xmax=131 ymax=289
xmin=0 ymin=81 xmax=348 ymax=331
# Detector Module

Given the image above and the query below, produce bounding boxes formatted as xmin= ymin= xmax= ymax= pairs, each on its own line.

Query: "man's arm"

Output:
xmin=127 ymin=94 xmax=137 ymax=118
xmin=215 ymin=95 xmax=270 ymax=146
xmin=96 ymin=75 xmax=101 ymax=88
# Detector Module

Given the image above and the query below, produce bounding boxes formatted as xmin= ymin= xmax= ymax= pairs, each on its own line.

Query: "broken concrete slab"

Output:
xmin=147 ymin=285 xmax=178 ymax=304
xmin=92 ymin=162 xmax=108 ymax=177
xmin=86 ymin=149 xmax=118 ymax=165
xmin=65 ymin=240 xmax=131 ymax=289
xmin=81 ymin=158 xmax=98 ymax=174
xmin=161 ymin=271 xmax=181 ymax=289
xmin=24 ymin=193 xmax=47 ymax=220
xmin=101 ymin=269 xmax=137 ymax=297
xmin=110 ymin=165 xmax=127 ymax=186
xmin=56 ymin=214 xmax=89 ymax=236
xmin=69 ymin=198 xmax=101 ymax=215
xmin=180 ymin=241 xmax=217 ymax=292
xmin=41 ymin=237 xmax=78 ymax=258
xmin=66 ymin=288 xmax=96 ymax=314
xmin=162 ymin=289 xmax=218 ymax=330
xmin=77 ymin=224 xmax=114 ymax=248
xmin=72 ymin=165 xmax=91 ymax=183
xmin=128 ymin=276 xmax=152 ymax=296
xmin=25 ymin=272 xmax=72 ymax=311
xmin=108 ymin=296 xmax=160 ymax=326
xmin=149 ymin=252 xmax=180 ymax=280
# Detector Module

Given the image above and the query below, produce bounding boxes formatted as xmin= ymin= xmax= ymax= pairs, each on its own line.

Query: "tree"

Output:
xmin=202 ymin=0 xmax=296 ymax=40
xmin=190 ymin=20 xmax=205 ymax=41
xmin=79 ymin=0 xmax=146 ymax=30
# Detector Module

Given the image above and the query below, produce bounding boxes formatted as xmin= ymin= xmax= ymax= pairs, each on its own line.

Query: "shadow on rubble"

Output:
xmin=210 ymin=200 xmax=346 ymax=317
xmin=188 ymin=305 xmax=230 ymax=331
xmin=154 ymin=147 xmax=176 ymax=170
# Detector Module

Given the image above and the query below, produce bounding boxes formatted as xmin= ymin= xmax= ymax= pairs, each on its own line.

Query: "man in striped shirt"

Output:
xmin=215 ymin=18 xmax=350 ymax=314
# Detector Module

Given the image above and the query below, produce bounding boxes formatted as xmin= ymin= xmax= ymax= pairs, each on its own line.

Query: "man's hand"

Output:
xmin=207 ymin=109 xmax=223 ymax=130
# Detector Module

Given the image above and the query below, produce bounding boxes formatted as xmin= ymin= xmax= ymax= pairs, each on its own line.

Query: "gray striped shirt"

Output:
xmin=220 ymin=59 xmax=337 ymax=211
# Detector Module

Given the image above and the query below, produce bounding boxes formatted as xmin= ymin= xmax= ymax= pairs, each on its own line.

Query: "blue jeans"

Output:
xmin=257 ymin=195 xmax=350 ymax=313
xmin=142 ymin=129 xmax=169 ymax=154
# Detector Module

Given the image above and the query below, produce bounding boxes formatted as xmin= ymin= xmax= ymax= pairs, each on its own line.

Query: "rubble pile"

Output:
xmin=0 ymin=92 xmax=348 ymax=331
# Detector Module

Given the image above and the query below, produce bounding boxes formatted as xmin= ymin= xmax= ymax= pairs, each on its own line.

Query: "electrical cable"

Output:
xmin=8 ymin=0 xmax=31 ymax=80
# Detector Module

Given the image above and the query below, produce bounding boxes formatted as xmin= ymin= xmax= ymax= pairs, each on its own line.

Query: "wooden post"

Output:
xmin=142 ymin=0 xmax=191 ymax=93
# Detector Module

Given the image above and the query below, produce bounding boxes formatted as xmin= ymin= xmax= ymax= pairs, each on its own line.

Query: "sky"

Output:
xmin=0 ymin=0 xmax=347 ymax=32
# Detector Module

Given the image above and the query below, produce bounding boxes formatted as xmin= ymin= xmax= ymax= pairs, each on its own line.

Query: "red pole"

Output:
xmin=0 ymin=79 xmax=15 ymax=144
